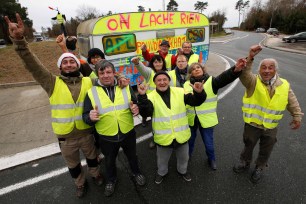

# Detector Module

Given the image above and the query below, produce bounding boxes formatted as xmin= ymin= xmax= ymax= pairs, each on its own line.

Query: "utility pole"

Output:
xmin=163 ymin=0 xmax=165 ymax=11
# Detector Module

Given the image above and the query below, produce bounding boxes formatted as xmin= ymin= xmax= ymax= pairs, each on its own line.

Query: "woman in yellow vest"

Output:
xmin=185 ymin=59 xmax=246 ymax=170
xmin=82 ymin=60 xmax=146 ymax=197
xmin=233 ymin=45 xmax=303 ymax=184
xmin=137 ymin=71 xmax=206 ymax=184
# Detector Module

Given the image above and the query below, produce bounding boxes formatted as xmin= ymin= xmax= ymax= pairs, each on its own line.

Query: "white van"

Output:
xmin=77 ymin=11 xmax=210 ymax=85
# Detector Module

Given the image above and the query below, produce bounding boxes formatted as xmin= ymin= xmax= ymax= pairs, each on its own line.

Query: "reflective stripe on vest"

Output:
xmin=87 ymin=86 xmax=134 ymax=136
xmin=184 ymin=77 xmax=218 ymax=128
xmin=242 ymin=76 xmax=289 ymax=129
xmin=49 ymin=77 xmax=92 ymax=135
xmin=148 ymin=87 xmax=190 ymax=146
xmin=188 ymin=54 xmax=199 ymax=65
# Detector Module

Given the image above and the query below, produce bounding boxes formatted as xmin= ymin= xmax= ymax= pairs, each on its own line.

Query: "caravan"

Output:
xmin=77 ymin=11 xmax=210 ymax=85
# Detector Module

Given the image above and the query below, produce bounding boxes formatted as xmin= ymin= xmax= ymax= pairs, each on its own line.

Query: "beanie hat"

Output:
xmin=57 ymin=53 xmax=80 ymax=69
xmin=87 ymin=48 xmax=105 ymax=64
xmin=153 ymin=71 xmax=171 ymax=82
xmin=160 ymin=40 xmax=170 ymax=47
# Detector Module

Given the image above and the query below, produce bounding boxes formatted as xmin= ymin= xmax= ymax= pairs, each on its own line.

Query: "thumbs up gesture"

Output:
xmin=129 ymin=101 xmax=139 ymax=116
xmin=89 ymin=105 xmax=100 ymax=121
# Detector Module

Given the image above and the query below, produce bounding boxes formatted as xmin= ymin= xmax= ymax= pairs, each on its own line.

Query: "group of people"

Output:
xmin=5 ymin=13 xmax=303 ymax=199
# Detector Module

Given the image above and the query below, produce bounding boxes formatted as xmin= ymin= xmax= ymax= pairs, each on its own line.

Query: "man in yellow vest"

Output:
xmin=137 ymin=71 xmax=206 ymax=184
xmin=51 ymin=11 xmax=67 ymax=36
xmin=82 ymin=60 xmax=146 ymax=197
xmin=176 ymin=41 xmax=199 ymax=65
xmin=5 ymin=14 xmax=127 ymax=198
xmin=184 ymin=58 xmax=246 ymax=170
xmin=233 ymin=45 xmax=303 ymax=183
xmin=141 ymin=40 xmax=176 ymax=71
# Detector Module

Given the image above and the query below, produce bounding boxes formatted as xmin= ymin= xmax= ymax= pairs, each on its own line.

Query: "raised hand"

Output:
xmin=56 ymin=34 xmax=67 ymax=52
xmin=4 ymin=13 xmax=24 ymax=40
xmin=249 ymin=45 xmax=262 ymax=59
xmin=190 ymin=80 xmax=204 ymax=93
xmin=137 ymin=83 xmax=148 ymax=95
xmin=234 ymin=58 xmax=247 ymax=72
xmin=118 ymin=77 xmax=130 ymax=89
xmin=89 ymin=105 xmax=100 ymax=122
xmin=141 ymin=44 xmax=147 ymax=52
xmin=131 ymin=57 xmax=140 ymax=65
xmin=129 ymin=101 xmax=139 ymax=116
xmin=177 ymin=48 xmax=183 ymax=55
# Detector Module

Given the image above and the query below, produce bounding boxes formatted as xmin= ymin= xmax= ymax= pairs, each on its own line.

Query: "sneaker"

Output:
xmin=180 ymin=172 xmax=192 ymax=182
xmin=208 ymin=160 xmax=217 ymax=170
xmin=233 ymin=160 xmax=250 ymax=173
xmin=155 ymin=174 xmax=164 ymax=184
xmin=134 ymin=174 xmax=146 ymax=186
xmin=92 ymin=174 xmax=103 ymax=186
xmin=250 ymin=167 xmax=263 ymax=184
xmin=104 ymin=181 xmax=117 ymax=197
xmin=149 ymin=141 xmax=156 ymax=149
xmin=76 ymin=180 xmax=88 ymax=198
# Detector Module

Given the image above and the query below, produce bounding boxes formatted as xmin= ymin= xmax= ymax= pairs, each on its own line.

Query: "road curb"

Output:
xmin=0 ymin=81 xmax=38 ymax=89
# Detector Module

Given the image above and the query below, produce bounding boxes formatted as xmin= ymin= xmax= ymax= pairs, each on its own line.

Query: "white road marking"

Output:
xmin=0 ymin=132 xmax=153 ymax=196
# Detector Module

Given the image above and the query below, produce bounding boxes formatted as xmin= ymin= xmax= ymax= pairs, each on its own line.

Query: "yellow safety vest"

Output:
xmin=49 ymin=77 xmax=92 ymax=135
xmin=145 ymin=71 xmax=156 ymax=94
xmin=184 ymin=77 xmax=218 ymax=127
xmin=87 ymin=86 xmax=134 ymax=136
xmin=242 ymin=76 xmax=289 ymax=129
xmin=148 ymin=87 xmax=190 ymax=146
xmin=168 ymin=70 xmax=177 ymax=87
xmin=156 ymin=52 xmax=172 ymax=71
xmin=56 ymin=14 xmax=64 ymax=24
xmin=89 ymin=71 xmax=98 ymax=79
xmin=188 ymin=54 xmax=199 ymax=65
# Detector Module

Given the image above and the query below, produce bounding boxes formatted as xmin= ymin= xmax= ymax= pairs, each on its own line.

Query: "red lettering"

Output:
xmin=189 ymin=13 xmax=194 ymax=24
xmin=162 ymin=13 xmax=169 ymax=24
xmin=169 ymin=13 xmax=174 ymax=24
xmin=150 ymin=14 xmax=157 ymax=27
xmin=156 ymin=14 xmax=162 ymax=25
xmin=107 ymin=19 xmax=118 ymax=31
xmin=180 ymin=13 xmax=187 ymax=24
xmin=119 ymin=14 xmax=130 ymax=30
xmin=195 ymin=14 xmax=200 ymax=23
xmin=140 ymin=13 xmax=148 ymax=28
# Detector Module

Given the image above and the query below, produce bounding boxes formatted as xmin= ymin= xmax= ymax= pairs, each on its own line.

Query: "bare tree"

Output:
xmin=194 ymin=1 xmax=208 ymax=13
xmin=76 ymin=4 xmax=100 ymax=21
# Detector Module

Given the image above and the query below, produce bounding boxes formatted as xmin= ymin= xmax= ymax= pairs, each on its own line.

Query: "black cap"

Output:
xmin=153 ymin=71 xmax=171 ymax=82
xmin=160 ymin=40 xmax=170 ymax=47
xmin=87 ymin=48 xmax=105 ymax=64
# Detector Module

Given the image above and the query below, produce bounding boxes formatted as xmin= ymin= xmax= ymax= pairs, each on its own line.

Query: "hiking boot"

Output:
xmin=92 ymin=174 xmax=103 ymax=186
xmin=76 ymin=180 xmax=88 ymax=198
xmin=250 ymin=167 xmax=263 ymax=184
xmin=233 ymin=160 xmax=250 ymax=173
xmin=180 ymin=172 xmax=192 ymax=182
xmin=134 ymin=174 xmax=146 ymax=186
xmin=155 ymin=174 xmax=164 ymax=184
xmin=104 ymin=180 xmax=117 ymax=197
xmin=208 ymin=160 xmax=217 ymax=170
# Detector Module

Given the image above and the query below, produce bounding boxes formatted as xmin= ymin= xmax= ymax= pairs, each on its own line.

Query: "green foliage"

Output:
xmin=138 ymin=6 xmax=145 ymax=12
xmin=194 ymin=1 xmax=208 ymax=13
xmin=209 ymin=10 xmax=227 ymax=33
xmin=167 ymin=0 xmax=178 ymax=11
xmin=0 ymin=0 xmax=33 ymax=41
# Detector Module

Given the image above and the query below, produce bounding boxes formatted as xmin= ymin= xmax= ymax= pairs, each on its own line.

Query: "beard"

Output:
xmin=61 ymin=70 xmax=80 ymax=77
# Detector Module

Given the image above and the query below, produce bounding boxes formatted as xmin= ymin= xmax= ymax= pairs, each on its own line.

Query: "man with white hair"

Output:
xmin=4 ymin=13 xmax=130 ymax=198
xmin=233 ymin=45 xmax=303 ymax=184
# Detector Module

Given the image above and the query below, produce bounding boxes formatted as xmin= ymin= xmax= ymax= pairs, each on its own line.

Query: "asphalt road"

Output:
xmin=0 ymin=31 xmax=305 ymax=203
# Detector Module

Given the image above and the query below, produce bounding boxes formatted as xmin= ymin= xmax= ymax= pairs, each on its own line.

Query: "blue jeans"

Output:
xmin=188 ymin=117 xmax=215 ymax=161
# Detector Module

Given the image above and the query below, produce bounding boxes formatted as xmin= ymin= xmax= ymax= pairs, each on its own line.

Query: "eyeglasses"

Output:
xmin=183 ymin=47 xmax=191 ymax=49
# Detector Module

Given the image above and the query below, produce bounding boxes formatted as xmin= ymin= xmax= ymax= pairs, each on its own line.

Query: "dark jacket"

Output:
xmin=190 ymin=66 xmax=241 ymax=94
xmin=82 ymin=80 xmax=137 ymax=142
xmin=137 ymin=87 xmax=206 ymax=118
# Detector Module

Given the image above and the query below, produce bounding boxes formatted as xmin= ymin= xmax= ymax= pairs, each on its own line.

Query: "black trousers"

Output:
xmin=99 ymin=130 xmax=140 ymax=183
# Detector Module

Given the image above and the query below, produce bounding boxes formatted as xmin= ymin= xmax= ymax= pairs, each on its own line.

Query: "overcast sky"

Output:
xmin=17 ymin=0 xmax=265 ymax=32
